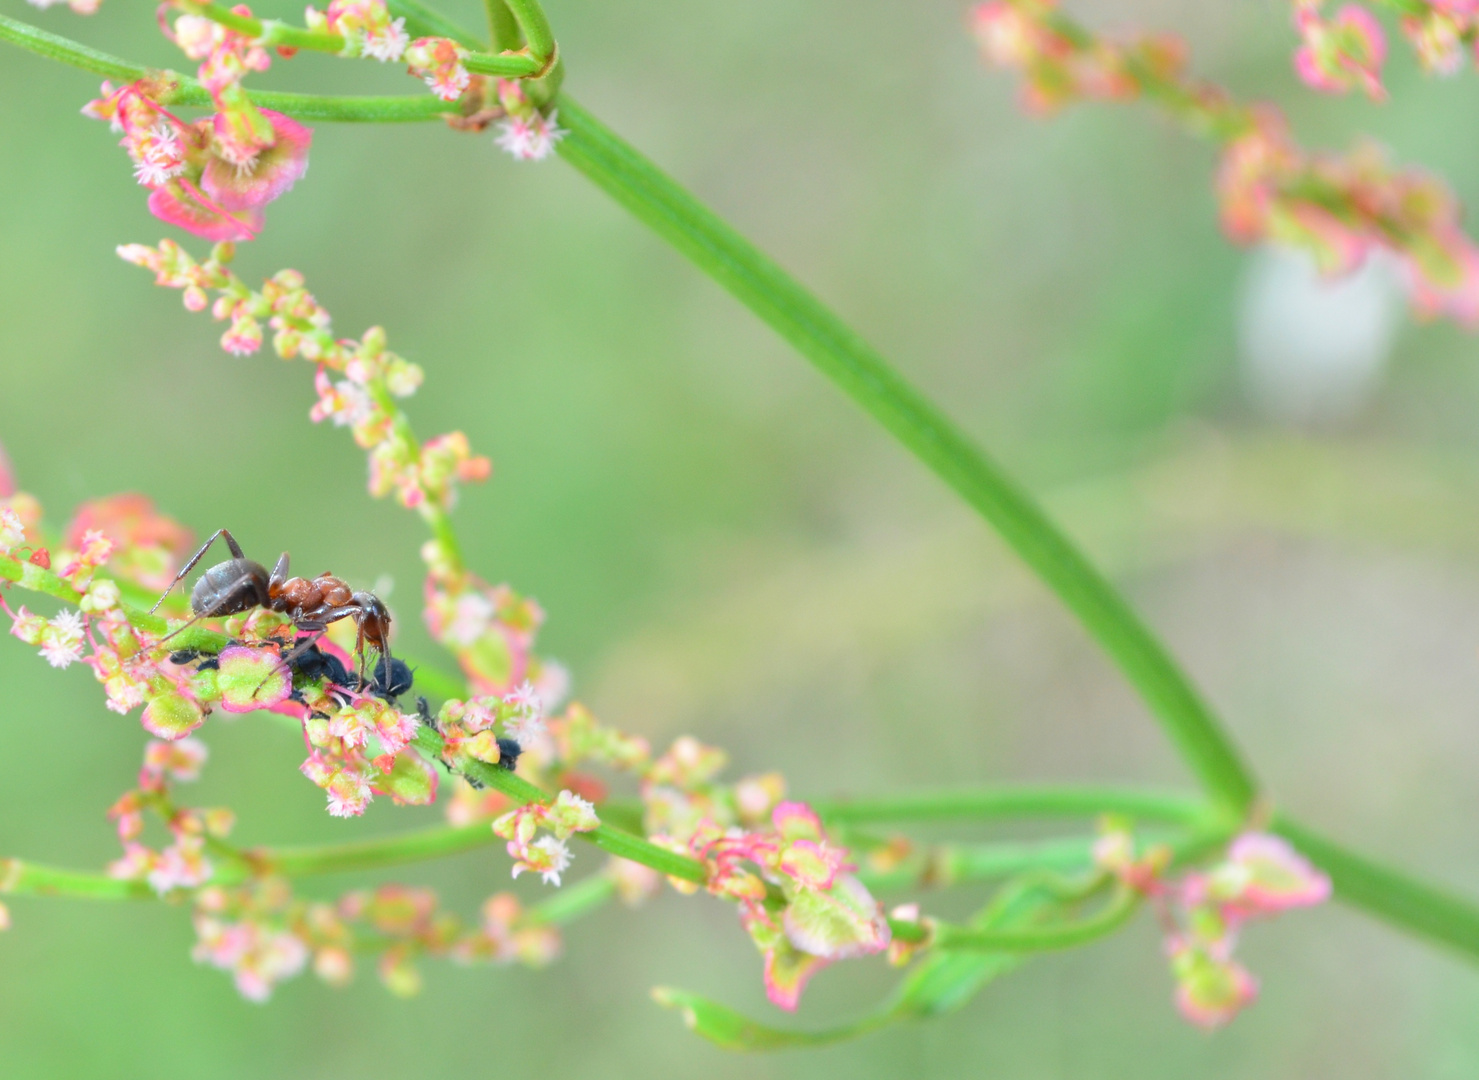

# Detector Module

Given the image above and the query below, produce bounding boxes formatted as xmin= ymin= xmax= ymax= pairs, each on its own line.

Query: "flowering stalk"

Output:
xmin=550 ymin=97 xmax=1259 ymax=818
xmin=0 ymin=14 xmax=450 ymax=121
xmin=7 ymin=0 xmax=1479 ymax=1043
xmin=971 ymin=0 xmax=1479 ymax=324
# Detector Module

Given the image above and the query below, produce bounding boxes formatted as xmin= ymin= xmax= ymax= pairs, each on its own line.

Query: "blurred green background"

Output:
xmin=6 ymin=0 xmax=1479 ymax=1075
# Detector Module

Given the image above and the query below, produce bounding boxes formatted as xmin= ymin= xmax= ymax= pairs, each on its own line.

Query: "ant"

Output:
xmin=151 ymin=529 xmax=394 ymax=689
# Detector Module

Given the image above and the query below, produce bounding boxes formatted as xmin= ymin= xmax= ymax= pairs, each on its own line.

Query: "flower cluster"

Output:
xmin=404 ymin=37 xmax=471 ymax=102
xmin=971 ymin=0 xmax=1156 ymax=113
xmin=119 ymin=241 xmax=494 ymax=512
xmin=24 ymin=0 xmax=100 ymax=16
xmin=492 ymin=80 xmax=567 ymax=162
xmin=192 ymin=879 xmax=562 ymax=1000
xmin=82 ymin=79 xmax=310 ymax=242
xmin=502 ymin=695 xmax=876 ymax=1010
xmin=435 ymin=682 xmax=547 ymax=772
xmin=1292 ymin=2 xmax=1388 ymax=99
xmin=106 ymin=736 xmax=233 ymax=894
xmin=65 ymin=495 xmax=195 ymax=592
xmin=1096 ymin=828 xmax=1331 ymax=1028
xmin=305 ymin=0 xmax=408 ymax=61
xmin=1217 ymin=112 xmax=1479 ymax=323
xmin=492 ymin=790 xmax=600 ymax=885
xmin=422 ymin=551 xmax=565 ymax=698
xmin=970 ymin=0 xmax=1479 ymax=327
xmin=671 ymin=802 xmax=890 ymax=1011
xmin=1399 ymin=3 xmax=1475 ymax=73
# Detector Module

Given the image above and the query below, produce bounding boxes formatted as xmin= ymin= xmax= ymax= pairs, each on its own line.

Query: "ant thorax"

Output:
xmin=272 ymin=573 xmax=353 ymax=617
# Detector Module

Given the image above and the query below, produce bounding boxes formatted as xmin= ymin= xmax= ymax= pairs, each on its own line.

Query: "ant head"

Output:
xmin=352 ymin=592 xmax=392 ymax=645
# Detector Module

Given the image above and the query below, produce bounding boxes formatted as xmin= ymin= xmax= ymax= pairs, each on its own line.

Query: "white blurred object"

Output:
xmin=1238 ymin=245 xmax=1403 ymax=424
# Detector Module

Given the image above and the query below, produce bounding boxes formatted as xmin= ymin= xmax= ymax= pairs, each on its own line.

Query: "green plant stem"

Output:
xmin=178 ymin=0 xmax=344 ymax=53
xmin=0 ymin=14 xmax=448 ymax=122
xmin=527 ymin=872 xmax=616 ymax=925
xmin=483 ymin=0 xmax=521 ymax=52
xmin=0 ymin=553 xmax=227 ymax=652
xmin=856 ymin=836 xmax=1093 ymax=893
xmin=258 ymin=822 xmax=496 ymax=877
xmin=1275 ymin=816 xmax=1479 ymax=962
xmin=179 ymin=0 xmax=540 ymax=75
xmin=817 ymin=786 xmax=1207 ymax=827
xmin=411 ymin=727 xmax=708 ymax=885
xmin=501 ymin=0 xmax=554 ymax=63
xmin=0 ymin=858 xmax=153 ymax=901
xmin=892 ymin=884 xmax=1140 ymax=953
xmin=551 ymin=96 xmax=1258 ymax=817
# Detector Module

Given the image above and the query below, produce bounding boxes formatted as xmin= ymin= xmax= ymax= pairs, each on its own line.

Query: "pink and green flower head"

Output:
xmin=1203 ymin=832 xmax=1332 ymax=920
xmin=217 ymin=645 xmax=293 ymax=712
xmin=141 ymin=689 xmax=207 ymax=740
xmin=1168 ymin=937 xmax=1259 ymax=1029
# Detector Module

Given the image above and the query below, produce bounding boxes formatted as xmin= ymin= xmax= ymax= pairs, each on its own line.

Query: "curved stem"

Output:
xmin=527 ymin=872 xmax=615 ymax=925
xmin=901 ymin=885 xmax=1140 ymax=953
xmin=484 ymin=0 xmax=521 ymax=52
xmin=181 ymin=0 xmax=540 ymax=75
xmin=0 ymin=858 xmax=153 ymax=901
xmin=552 ymin=96 xmax=1258 ymax=817
xmin=502 ymin=0 xmax=554 ymax=63
xmin=258 ymin=821 xmax=496 ymax=877
xmin=412 ymin=727 xmax=709 ymax=885
xmin=817 ymin=786 xmax=1208 ymax=827
xmin=1275 ymin=815 xmax=1479 ymax=962
xmin=0 ymin=14 xmax=448 ymax=123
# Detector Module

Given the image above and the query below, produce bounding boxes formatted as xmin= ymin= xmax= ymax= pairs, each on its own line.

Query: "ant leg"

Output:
xmin=149 ymin=528 xmax=244 ymax=614
xmin=157 ymin=570 xmax=258 ymax=645
xmin=276 ymin=622 xmax=330 ymax=673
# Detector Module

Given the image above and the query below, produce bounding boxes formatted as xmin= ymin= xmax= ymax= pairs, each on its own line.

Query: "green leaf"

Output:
xmin=651 ymin=988 xmax=890 ymax=1051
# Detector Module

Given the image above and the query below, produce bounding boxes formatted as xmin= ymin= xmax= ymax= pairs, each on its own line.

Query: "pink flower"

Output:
xmin=39 ymin=610 xmax=86 ymax=669
xmin=216 ymin=645 xmax=293 ymax=713
xmin=1170 ymin=938 xmax=1259 ymax=1029
xmin=144 ymin=737 xmax=209 ymax=782
xmin=148 ymin=835 xmax=212 ymax=893
xmin=1293 ymin=5 xmax=1388 ymax=101
xmin=148 ymin=184 xmax=263 ymax=242
xmin=201 ymin=110 xmax=312 ymax=212
xmin=404 ymin=37 xmax=470 ymax=102
xmin=1205 ymin=832 xmax=1332 ymax=921
xmin=493 ymin=110 xmax=567 ymax=162
xmin=1401 ymin=10 xmax=1467 ymax=74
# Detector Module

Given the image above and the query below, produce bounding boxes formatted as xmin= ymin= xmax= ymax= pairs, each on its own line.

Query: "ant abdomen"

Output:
xmin=190 ymin=557 xmax=269 ymax=618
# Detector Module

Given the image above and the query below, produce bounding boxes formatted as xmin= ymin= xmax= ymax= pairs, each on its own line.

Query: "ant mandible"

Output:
xmin=150 ymin=528 xmax=393 ymax=689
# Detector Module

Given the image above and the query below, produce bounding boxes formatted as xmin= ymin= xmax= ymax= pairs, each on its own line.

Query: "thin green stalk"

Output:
xmin=0 ymin=858 xmax=153 ymax=901
xmin=484 ymin=0 xmax=521 ymax=52
xmin=893 ymin=884 xmax=1140 ymax=953
xmin=179 ymin=0 xmax=344 ymax=53
xmin=180 ymin=0 xmax=539 ymax=75
xmin=0 ymin=12 xmax=140 ymax=81
xmin=412 ymin=727 xmax=709 ymax=885
xmin=552 ymin=96 xmax=1258 ymax=817
xmin=817 ymin=786 xmax=1207 ymax=827
xmin=0 ymin=14 xmax=448 ymax=122
xmin=526 ymin=872 xmax=616 ymax=925
xmin=261 ymin=822 xmax=496 ymax=877
xmin=1275 ymin=816 xmax=1479 ymax=962
xmin=0 ymin=553 xmax=227 ymax=652
xmin=502 ymin=0 xmax=554 ymax=64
